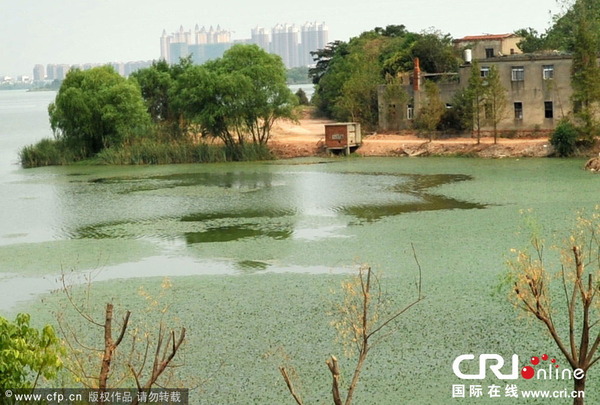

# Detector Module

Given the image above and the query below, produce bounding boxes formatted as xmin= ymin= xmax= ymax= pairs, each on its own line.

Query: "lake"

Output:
xmin=1 ymin=89 xmax=598 ymax=404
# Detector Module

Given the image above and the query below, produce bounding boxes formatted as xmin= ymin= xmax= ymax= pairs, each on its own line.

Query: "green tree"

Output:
xmin=0 ymin=313 xmax=63 ymax=389
xmin=214 ymin=44 xmax=297 ymax=144
xmin=415 ymin=80 xmax=445 ymax=141
xmin=295 ymin=88 xmax=310 ymax=105
xmin=173 ymin=45 xmax=296 ymax=149
xmin=464 ymin=61 xmax=486 ymax=143
xmin=409 ymin=31 xmax=460 ymax=74
xmin=570 ymin=0 xmax=600 ymax=140
xmin=130 ymin=57 xmax=195 ymax=138
xmin=49 ymin=66 xmax=150 ymax=157
xmin=130 ymin=59 xmax=174 ymax=124
xmin=485 ymin=66 xmax=508 ymax=143
xmin=335 ymin=37 xmax=387 ymax=128
xmin=515 ymin=27 xmax=548 ymax=53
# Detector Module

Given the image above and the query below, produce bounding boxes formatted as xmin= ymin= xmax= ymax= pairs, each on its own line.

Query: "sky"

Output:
xmin=0 ymin=0 xmax=563 ymax=77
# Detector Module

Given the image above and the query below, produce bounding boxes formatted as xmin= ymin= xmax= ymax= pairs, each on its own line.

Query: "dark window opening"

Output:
xmin=544 ymin=101 xmax=553 ymax=119
xmin=514 ymin=102 xmax=523 ymax=120
xmin=485 ymin=48 xmax=495 ymax=58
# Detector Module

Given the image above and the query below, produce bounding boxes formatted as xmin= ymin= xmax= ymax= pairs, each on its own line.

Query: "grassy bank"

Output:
xmin=19 ymin=138 xmax=273 ymax=167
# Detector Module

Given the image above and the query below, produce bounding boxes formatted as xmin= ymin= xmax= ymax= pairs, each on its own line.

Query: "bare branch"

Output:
xmin=279 ymin=367 xmax=304 ymax=405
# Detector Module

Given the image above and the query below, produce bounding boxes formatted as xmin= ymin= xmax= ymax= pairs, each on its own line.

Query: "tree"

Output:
xmin=280 ymin=252 xmax=424 ymax=405
xmin=173 ymin=45 xmax=297 ymax=148
xmin=515 ymin=27 xmax=548 ymax=53
xmin=570 ymin=0 xmax=600 ymax=141
xmin=215 ymin=45 xmax=297 ymax=144
xmin=464 ymin=60 xmax=486 ymax=144
xmin=48 ymin=66 xmax=150 ymax=157
xmin=408 ymin=31 xmax=460 ymax=74
xmin=0 ymin=313 xmax=63 ymax=390
xmin=295 ymin=88 xmax=310 ymax=105
xmin=485 ymin=66 xmax=508 ymax=144
xmin=335 ymin=37 xmax=386 ymax=128
xmin=414 ymin=80 xmax=445 ymax=141
xmin=506 ymin=210 xmax=600 ymax=405
xmin=55 ymin=276 xmax=186 ymax=401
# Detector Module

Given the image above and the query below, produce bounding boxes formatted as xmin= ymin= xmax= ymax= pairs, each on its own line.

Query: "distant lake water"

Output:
xmin=288 ymin=83 xmax=314 ymax=99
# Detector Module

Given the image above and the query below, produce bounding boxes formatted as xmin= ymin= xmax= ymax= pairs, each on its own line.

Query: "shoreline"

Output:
xmin=268 ymin=116 xmax=555 ymax=159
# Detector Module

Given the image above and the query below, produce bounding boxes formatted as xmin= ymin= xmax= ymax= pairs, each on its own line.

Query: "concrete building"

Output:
xmin=271 ymin=24 xmax=300 ymax=68
xmin=300 ymin=22 xmax=329 ymax=66
xmin=379 ymin=34 xmax=575 ymax=135
xmin=160 ymin=22 xmax=328 ymax=68
xmin=161 ymin=24 xmax=233 ymax=65
xmin=33 ymin=64 xmax=45 ymax=81
xmin=453 ymin=33 xmax=523 ymax=59
xmin=251 ymin=27 xmax=270 ymax=52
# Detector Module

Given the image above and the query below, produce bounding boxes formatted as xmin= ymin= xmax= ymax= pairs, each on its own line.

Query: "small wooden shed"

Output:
xmin=324 ymin=122 xmax=362 ymax=154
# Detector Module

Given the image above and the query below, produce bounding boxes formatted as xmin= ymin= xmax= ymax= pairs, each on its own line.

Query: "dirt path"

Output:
xmin=269 ymin=116 xmax=553 ymax=158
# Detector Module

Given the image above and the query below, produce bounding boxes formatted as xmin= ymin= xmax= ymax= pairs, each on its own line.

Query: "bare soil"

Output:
xmin=269 ymin=114 xmax=553 ymax=159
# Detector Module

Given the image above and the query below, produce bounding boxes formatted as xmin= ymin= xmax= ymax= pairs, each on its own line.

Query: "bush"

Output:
xmin=295 ymin=88 xmax=310 ymax=105
xmin=550 ymin=119 xmax=579 ymax=157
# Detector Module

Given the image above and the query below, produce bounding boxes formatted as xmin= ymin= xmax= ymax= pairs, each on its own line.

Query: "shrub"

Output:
xmin=550 ymin=118 xmax=579 ymax=157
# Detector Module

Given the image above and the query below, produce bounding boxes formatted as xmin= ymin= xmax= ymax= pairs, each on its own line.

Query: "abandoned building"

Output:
xmin=378 ymin=34 xmax=575 ymax=135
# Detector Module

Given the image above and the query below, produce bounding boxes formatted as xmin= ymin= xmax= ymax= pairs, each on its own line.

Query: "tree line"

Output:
xmin=309 ymin=0 xmax=600 ymax=154
xmin=20 ymin=45 xmax=298 ymax=167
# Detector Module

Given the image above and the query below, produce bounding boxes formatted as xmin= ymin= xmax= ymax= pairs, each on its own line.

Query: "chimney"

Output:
xmin=413 ymin=57 xmax=420 ymax=92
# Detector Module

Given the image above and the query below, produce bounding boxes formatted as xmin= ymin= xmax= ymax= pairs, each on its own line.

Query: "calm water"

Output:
xmin=2 ymin=90 xmax=599 ymax=404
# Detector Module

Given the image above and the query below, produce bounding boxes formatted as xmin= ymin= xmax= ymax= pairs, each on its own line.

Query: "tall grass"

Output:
xmin=94 ymin=139 xmax=273 ymax=165
xmin=21 ymin=135 xmax=274 ymax=168
xmin=19 ymin=139 xmax=82 ymax=168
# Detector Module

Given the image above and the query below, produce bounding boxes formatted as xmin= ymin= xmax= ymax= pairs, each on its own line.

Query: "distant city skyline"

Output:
xmin=19 ymin=22 xmax=328 ymax=83
xmin=161 ymin=22 xmax=328 ymax=68
xmin=1 ymin=0 xmax=560 ymax=77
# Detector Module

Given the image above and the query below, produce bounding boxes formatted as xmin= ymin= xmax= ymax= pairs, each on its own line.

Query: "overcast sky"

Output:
xmin=1 ymin=0 xmax=562 ymax=76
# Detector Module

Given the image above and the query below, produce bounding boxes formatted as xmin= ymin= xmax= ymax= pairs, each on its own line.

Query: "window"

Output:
xmin=407 ymin=104 xmax=414 ymax=120
xmin=514 ymin=102 xmax=523 ymax=120
xmin=544 ymin=101 xmax=554 ymax=119
xmin=543 ymin=65 xmax=554 ymax=80
xmin=511 ymin=66 xmax=525 ymax=81
xmin=485 ymin=48 xmax=495 ymax=58
xmin=480 ymin=66 xmax=490 ymax=78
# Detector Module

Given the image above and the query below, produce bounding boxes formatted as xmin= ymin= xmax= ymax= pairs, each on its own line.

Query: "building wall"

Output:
xmin=379 ymin=54 xmax=575 ymax=133
xmin=459 ymin=55 xmax=573 ymax=130
xmin=454 ymin=35 xmax=522 ymax=60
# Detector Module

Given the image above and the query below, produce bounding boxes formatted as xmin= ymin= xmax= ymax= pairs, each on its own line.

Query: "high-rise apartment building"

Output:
xmin=300 ymin=22 xmax=329 ymax=66
xmin=250 ymin=27 xmax=270 ymax=52
xmin=271 ymin=24 xmax=300 ymax=68
xmin=161 ymin=25 xmax=233 ymax=65
xmin=161 ymin=22 xmax=328 ymax=69
xmin=33 ymin=64 xmax=45 ymax=81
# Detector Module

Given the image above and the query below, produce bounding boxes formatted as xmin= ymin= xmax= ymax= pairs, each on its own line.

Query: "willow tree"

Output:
xmin=48 ymin=66 xmax=150 ymax=157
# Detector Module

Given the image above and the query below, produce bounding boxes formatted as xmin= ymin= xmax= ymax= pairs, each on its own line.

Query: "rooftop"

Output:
xmin=454 ymin=34 xmax=517 ymax=42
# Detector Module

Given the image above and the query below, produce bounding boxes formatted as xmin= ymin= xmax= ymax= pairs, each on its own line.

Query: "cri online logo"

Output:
xmin=452 ymin=354 xmax=585 ymax=381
